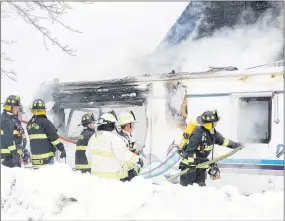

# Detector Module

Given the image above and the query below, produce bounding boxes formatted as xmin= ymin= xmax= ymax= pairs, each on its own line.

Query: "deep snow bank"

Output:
xmin=1 ymin=163 xmax=283 ymax=220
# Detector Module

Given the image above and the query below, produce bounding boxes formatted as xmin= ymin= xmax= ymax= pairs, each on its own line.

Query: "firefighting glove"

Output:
xmin=60 ymin=149 xmax=66 ymax=158
xmin=21 ymin=149 xmax=30 ymax=164
xmin=11 ymin=152 xmax=21 ymax=167
xmin=137 ymin=158 xmax=144 ymax=168
xmin=233 ymin=142 xmax=244 ymax=149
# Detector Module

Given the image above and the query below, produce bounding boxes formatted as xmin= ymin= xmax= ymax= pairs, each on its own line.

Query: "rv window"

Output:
xmin=237 ymin=97 xmax=272 ymax=144
xmin=66 ymin=108 xmax=100 ymax=138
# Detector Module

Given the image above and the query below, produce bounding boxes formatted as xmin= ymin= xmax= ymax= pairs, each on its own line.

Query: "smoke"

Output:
xmin=1 ymin=3 xmax=283 ymax=144
xmin=2 ymin=3 xmax=283 ymax=106
xmin=238 ymin=98 xmax=270 ymax=143
xmin=1 ymin=2 xmax=188 ymax=107
xmin=123 ymin=7 xmax=283 ymax=75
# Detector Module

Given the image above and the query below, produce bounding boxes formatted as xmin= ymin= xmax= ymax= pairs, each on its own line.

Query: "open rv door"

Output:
xmin=46 ymin=80 xmax=152 ymax=168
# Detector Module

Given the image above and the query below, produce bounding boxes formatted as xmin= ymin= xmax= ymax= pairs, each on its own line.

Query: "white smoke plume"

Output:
xmin=121 ymin=7 xmax=283 ymax=75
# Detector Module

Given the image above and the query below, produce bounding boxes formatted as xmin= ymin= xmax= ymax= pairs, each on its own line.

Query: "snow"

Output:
xmin=1 ymin=163 xmax=283 ymax=220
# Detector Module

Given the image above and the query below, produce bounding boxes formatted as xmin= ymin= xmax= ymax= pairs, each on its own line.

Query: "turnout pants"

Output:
xmin=180 ymin=168 xmax=207 ymax=187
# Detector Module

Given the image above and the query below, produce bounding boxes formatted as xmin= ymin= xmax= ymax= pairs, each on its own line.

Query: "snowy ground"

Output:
xmin=1 ymin=163 xmax=283 ymax=220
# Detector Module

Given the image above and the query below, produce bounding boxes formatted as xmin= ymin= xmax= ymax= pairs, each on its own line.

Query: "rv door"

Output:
xmin=270 ymin=92 xmax=284 ymax=159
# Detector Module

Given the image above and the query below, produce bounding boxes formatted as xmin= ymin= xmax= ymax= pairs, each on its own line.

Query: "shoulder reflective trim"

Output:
xmin=51 ymin=138 xmax=61 ymax=146
xmin=75 ymin=164 xmax=91 ymax=169
xmin=17 ymin=149 xmax=23 ymax=155
xmin=91 ymin=149 xmax=115 ymax=158
xmin=31 ymin=152 xmax=54 ymax=160
xmin=76 ymin=146 xmax=87 ymax=151
xmin=13 ymin=130 xmax=18 ymax=135
xmin=8 ymin=145 xmax=16 ymax=151
xmin=29 ymin=134 xmax=48 ymax=139
xmin=1 ymin=149 xmax=10 ymax=154
xmin=222 ymin=138 xmax=229 ymax=147
xmin=91 ymin=170 xmax=128 ymax=179
xmin=0 ymin=130 xmax=3 ymax=135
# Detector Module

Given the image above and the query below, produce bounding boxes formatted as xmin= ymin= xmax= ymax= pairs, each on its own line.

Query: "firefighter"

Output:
xmin=1 ymin=95 xmax=22 ymax=168
xmin=178 ymin=109 xmax=243 ymax=187
xmin=75 ymin=113 xmax=96 ymax=173
xmin=86 ymin=112 xmax=140 ymax=181
xmin=117 ymin=111 xmax=144 ymax=180
xmin=13 ymin=107 xmax=30 ymax=165
xmin=26 ymin=99 xmax=66 ymax=169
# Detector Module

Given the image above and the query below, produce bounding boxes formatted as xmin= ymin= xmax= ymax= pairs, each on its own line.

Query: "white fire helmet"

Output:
xmin=117 ymin=111 xmax=137 ymax=126
xmin=98 ymin=112 xmax=117 ymax=125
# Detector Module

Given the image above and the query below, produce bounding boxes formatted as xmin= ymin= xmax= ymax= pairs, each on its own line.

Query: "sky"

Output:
xmin=1 ymin=2 xmax=188 ymax=105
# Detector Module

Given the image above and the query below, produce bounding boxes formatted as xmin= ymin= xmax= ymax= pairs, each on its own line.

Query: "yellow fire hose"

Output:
xmin=165 ymin=146 xmax=243 ymax=183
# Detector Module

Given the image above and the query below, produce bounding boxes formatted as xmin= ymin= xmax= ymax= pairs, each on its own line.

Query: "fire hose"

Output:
xmin=164 ymin=146 xmax=243 ymax=183
xmin=20 ymin=120 xmax=77 ymax=144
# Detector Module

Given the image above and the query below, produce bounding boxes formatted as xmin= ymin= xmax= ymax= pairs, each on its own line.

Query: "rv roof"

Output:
xmin=43 ymin=66 xmax=284 ymax=87
xmin=35 ymin=65 xmax=284 ymax=105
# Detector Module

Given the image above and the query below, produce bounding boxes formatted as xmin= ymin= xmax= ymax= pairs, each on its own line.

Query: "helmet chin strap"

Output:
xmin=210 ymin=123 xmax=216 ymax=134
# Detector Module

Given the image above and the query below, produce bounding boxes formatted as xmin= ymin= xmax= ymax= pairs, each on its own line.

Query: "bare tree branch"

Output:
xmin=32 ymin=1 xmax=82 ymax=33
xmin=47 ymin=10 xmax=83 ymax=33
xmin=1 ymin=1 xmax=83 ymax=81
xmin=1 ymin=8 xmax=12 ymax=14
xmin=1 ymin=69 xmax=17 ymax=81
xmin=1 ymin=39 xmax=17 ymax=44
xmin=1 ymin=8 xmax=12 ymax=18
xmin=7 ymin=1 xmax=77 ymax=56
xmin=1 ymin=53 xmax=13 ymax=62
xmin=43 ymin=34 xmax=49 ymax=51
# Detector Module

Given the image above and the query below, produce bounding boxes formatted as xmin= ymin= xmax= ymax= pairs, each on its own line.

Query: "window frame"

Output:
xmin=237 ymin=96 xmax=272 ymax=144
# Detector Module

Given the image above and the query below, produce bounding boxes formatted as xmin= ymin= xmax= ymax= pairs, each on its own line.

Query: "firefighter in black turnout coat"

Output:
xmin=179 ymin=110 xmax=242 ymax=187
xmin=1 ymin=95 xmax=23 ymax=167
xmin=27 ymin=99 xmax=66 ymax=168
xmin=75 ymin=113 xmax=96 ymax=173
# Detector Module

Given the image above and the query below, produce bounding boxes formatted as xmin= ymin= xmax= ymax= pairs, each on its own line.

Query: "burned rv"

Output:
xmin=33 ymin=60 xmax=284 ymax=194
